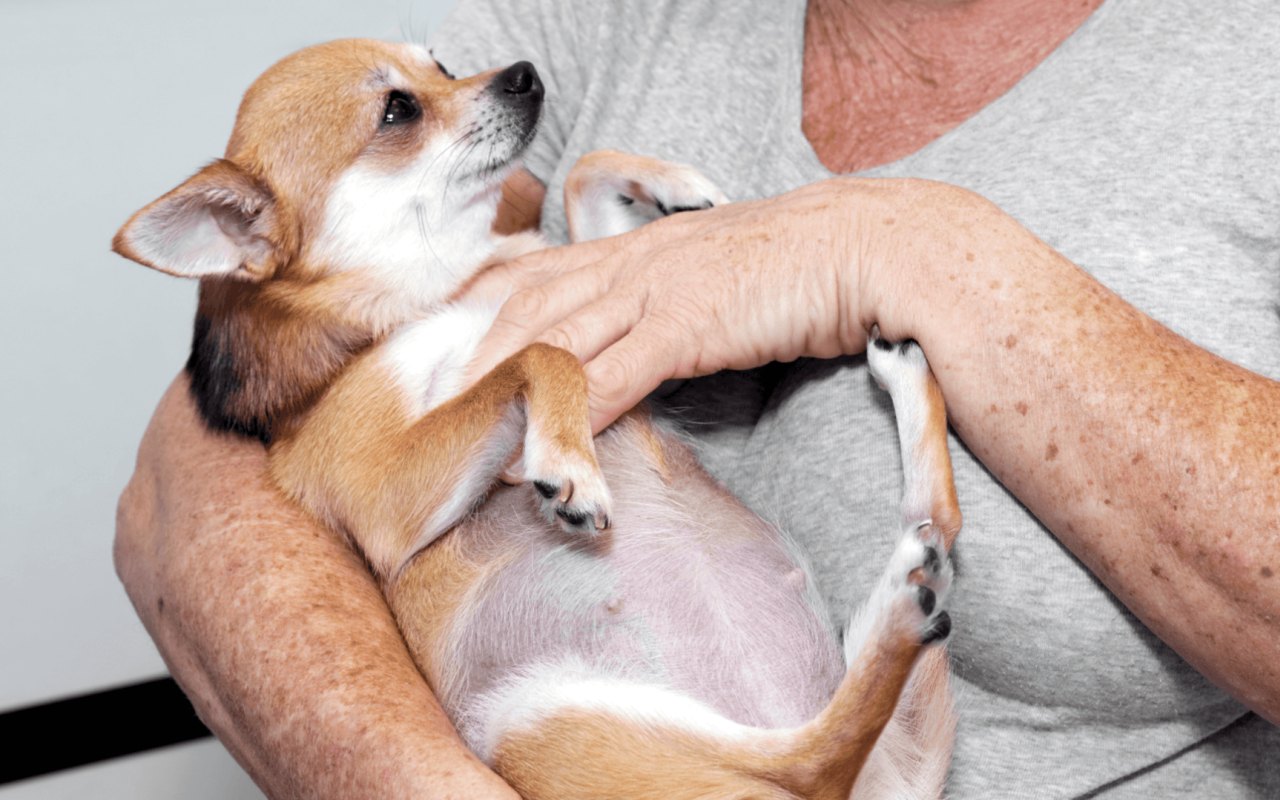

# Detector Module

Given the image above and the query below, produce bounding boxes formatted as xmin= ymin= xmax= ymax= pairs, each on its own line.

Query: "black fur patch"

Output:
xmin=185 ymin=315 xmax=272 ymax=444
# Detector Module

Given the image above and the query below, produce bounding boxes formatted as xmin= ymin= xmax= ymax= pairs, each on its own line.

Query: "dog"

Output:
xmin=114 ymin=39 xmax=962 ymax=799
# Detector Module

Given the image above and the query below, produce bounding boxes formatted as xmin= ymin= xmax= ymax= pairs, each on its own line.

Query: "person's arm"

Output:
xmin=870 ymin=181 xmax=1280 ymax=723
xmin=116 ymin=375 xmax=521 ymax=799
xmin=463 ymin=177 xmax=1280 ymax=722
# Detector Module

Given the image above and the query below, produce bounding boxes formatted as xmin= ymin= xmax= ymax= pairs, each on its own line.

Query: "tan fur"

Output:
xmin=611 ymin=406 xmax=675 ymax=484
xmin=488 ymin=618 xmax=933 ymax=800
xmin=495 ymin=713 xmax=799 ymax=800
xmin=388 ymin=531 xmax=520 ymax=693
xmin=225 ymin=39 xmax=474 ymax=275
xmin=273 ymin=341 xmax=598 ymax=578
xmin=921 ymin=379 xmax=961 ymax=548
xmin=115 ymin=39 xmax=961 ymax=800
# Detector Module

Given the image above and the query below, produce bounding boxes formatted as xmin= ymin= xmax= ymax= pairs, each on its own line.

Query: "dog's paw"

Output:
xmin=622 ymin=162 xmax=729 ymax=217
xmin=523 ymin=436 xmax=612 ymax=536
xmin=887 ymin=523 xmax=953 ymax=645
xmin=867 ymin=325 xmax=930 ymax=393
xmin=846 ymin=524 xmax=953 ymax=657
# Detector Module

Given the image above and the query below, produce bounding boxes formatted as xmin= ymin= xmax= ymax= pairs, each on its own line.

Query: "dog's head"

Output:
xmin=114 ymin=39 xmax=542 ymax=311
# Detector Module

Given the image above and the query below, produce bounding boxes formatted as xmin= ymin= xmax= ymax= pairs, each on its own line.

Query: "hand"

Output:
xmin=464 ymin=179 xmax=901 ymax=432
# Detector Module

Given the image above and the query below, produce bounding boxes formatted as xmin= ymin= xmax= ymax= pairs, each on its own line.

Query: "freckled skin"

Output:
xmin=865 ymin=183 xmax=1280 ymax=721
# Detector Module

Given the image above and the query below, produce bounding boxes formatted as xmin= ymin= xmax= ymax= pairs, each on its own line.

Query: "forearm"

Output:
xmin=851 ymin=179 xmax=1280 ymax=720
xmin=116 ymin=376 xmax=518 ymax=799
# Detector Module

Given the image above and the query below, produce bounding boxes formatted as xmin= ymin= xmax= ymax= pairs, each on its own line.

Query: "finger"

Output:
xmin=465 ymin=260 xmax=615 ymax=383
xmin=536 ymin=291 xmax=643 ymax=364
xmin=584 ymin=321 xmax=679 ymax=434
xmin=459 ymin=235 xmax=623 ymax=303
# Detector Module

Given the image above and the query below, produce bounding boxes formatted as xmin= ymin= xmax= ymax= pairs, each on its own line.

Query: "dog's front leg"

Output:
xmin=271 ymin=327 xmax=609 ymax=581
xmin=563 ymin=150 xmax=729 ymax=242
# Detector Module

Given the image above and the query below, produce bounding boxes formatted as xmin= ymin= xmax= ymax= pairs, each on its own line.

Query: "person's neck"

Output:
xmin=802 ymin=0 xmax=1105 ymax=172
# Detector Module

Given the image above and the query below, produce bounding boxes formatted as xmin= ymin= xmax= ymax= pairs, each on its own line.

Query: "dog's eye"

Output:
xmin=382 ymin=90 xmax=421 ymax=125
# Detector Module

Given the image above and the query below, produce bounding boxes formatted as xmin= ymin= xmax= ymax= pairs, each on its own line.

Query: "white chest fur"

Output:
xmin=381 ymin=299 xmax=507 ymax=419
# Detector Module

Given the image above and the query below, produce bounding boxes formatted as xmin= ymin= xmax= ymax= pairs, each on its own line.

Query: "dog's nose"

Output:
xmin=498 ymin=61 xmax=543 ymax=101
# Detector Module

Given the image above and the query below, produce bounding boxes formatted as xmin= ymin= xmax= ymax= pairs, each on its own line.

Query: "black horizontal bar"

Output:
xmin=0 ymin=676 xmax=212 ymax=785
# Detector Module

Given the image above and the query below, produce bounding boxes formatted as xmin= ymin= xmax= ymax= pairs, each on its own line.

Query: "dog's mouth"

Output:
xmin=464 ymin=116 xmax=539 ymax=183
xmin=466 ymin=60 xmax=544 ymax=180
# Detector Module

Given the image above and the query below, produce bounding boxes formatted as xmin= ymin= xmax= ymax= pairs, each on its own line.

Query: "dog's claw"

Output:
xmin=556 ymin=507 xmax=589 ymax=527
xmin=524 ymin=444 xmax=611 ymax=537
xmin=531 ymin=475 xmax=611 ymax=536
xmin=547 ymin=502 xmax=610 ymax=536
xmin=532 ymin=479 xmax=575 ymax=504
xmin=922 ymin=612 xmax=952 ymax=645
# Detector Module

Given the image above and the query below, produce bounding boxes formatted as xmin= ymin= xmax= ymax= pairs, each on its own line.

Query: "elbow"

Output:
xmin=113 ymin=471 xmax=157 ymax=605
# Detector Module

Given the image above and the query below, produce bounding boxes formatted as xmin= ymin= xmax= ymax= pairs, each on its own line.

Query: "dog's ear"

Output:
xmin=113 ymin=159 xmax=287 ymax=281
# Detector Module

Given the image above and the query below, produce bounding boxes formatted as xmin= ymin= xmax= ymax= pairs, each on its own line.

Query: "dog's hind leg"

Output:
xmin=750 ymin=519 xmax=953 ymax=800
xmin=867 ymin=330 xmax=962 ymax=547
xmin=468 ymin=666 xmax=789 ymax=800
xmin=839 ymin=329 xmax=960 ymax=799
xmin=563 ymin=150 xmax=729 ymax=242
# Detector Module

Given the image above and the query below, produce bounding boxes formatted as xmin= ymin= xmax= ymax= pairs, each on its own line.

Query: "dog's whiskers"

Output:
xmin=412 ymin=127 xmax=480 ymax=275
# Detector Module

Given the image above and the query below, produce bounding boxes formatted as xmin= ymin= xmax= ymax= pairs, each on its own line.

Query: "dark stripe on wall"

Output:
xmin=0 ymin=676 xmax=211 ymax=785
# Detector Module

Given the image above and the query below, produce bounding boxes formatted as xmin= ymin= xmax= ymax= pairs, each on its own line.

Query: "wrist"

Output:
xmin=834 ymin=177 xmax=999 ymax=349
xmin=773 ymin=178 xmax=867 ymax=358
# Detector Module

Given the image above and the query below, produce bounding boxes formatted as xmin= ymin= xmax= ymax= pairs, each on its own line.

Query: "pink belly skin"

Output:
xmin=433 ymin=418 xmax=846 ymax=734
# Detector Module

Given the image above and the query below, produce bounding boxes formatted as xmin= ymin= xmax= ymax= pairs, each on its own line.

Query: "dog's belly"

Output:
xmin=390 ymin=417 xmax=845 ymax=739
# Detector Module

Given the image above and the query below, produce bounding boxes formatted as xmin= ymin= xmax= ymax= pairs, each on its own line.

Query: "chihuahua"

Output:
xmin=114 ymin=39 xmax=962 ymax=799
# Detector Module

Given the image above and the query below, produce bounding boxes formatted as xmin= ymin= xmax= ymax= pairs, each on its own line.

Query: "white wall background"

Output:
xmin=0 ymin=0 xmax=457 ymax=794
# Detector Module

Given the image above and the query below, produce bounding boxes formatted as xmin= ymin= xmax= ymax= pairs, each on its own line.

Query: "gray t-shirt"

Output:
xmin=431 ymin=0 xmax=1280 ymax=795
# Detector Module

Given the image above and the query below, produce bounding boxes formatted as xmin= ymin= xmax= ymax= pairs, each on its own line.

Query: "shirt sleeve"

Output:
xmin=427 ymin=0 xmax=604 ymax=186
